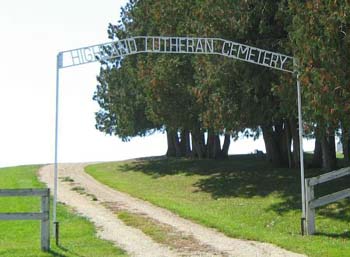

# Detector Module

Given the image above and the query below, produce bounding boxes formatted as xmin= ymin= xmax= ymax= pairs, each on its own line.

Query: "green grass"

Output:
xmin=116 ymin=210 xmax=199 ymax=251
xmin=71 ymin=186 xmax=86 ymax=194
xmin=117 ymin=211 xmax=168 ymax=244
xmin=86 ymin=155 xmax=350 ymax=257
xmin=336 ymin=152 xmax=345 ymax=159
xmin=60 ymin=176 xmax=74 ymax=182
xmin=70 ymin=185 xmax=98 ymax=201
xmin=0 ymin=165 xmax=127 ymax=257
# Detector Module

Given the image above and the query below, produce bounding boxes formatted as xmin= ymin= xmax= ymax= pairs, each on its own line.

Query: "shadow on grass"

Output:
xmin=314 ymin=231 xmax=350 ymax=239
xmin=118 ymin=155 xmax=350 ymax=223
xmin=48 ymin=250 xmax=67 ymax=257
xmin=48 ymin=244 xmax=84 ymax=257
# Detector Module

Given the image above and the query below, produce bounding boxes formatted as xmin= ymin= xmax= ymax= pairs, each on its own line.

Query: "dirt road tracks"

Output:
xmin=39 ymin=163 xmax=306 ymax=257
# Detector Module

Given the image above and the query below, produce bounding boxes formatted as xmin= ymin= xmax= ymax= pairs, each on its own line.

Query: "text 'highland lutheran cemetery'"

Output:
xmin=59 ymin=36 xmax=294 ymax=73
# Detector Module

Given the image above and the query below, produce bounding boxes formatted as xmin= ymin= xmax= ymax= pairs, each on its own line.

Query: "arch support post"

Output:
xmin=53 ymin=52 xmax=63 ymax=245
xmin=296 ymin=73 xmax=306 ymax=235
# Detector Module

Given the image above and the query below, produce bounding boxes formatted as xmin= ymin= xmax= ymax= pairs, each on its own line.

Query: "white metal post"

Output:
xmin=54 ymin=53 xmax=62 ymax=241
xmin=297 ymin=73 xmax=306 ymax=234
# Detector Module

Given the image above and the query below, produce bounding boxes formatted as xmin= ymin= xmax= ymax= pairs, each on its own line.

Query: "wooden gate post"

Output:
xmin=305 ymin=179 xmax=315 ymax=235
xmin=41 ymin=189 xmax=50 ymax=251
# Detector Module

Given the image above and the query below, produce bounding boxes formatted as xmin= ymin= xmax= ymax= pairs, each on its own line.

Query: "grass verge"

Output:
xmin=105 ymin=203 xmax=208 ymax=254
xmin=118 ymin=211 xmax=170 ymax=245
xmin=0 ymin=165 xmax=127 ymax=257
xmin=86 ymin=155 xmax=350 ymax=257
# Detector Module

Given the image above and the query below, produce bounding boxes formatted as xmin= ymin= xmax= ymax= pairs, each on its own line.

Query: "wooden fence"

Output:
xmin=0 ymin=188 xmax=50 ymax=251
xmin=305 ymin=167 xmax=350 ymax=235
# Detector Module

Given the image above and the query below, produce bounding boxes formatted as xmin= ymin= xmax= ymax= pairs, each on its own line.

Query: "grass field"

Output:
xmin=0 ymin=165 xmax=127 ymax=257
xmin=86 ymin=155 xmax=350 ymax=257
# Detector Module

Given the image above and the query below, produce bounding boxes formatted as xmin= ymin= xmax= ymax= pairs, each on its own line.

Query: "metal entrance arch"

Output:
xmin=54 ymin=36 xmax=306 ymax=240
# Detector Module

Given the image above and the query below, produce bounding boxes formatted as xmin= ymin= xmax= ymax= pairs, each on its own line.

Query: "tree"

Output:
xmin=96 ymin=0 xmax=242 ymax=159
xmin=289 ymin=1 xmax=350 ymax=170
xmin=95 ymin=0 xmax=350 ymax=167
xmin=191 ymin=0 xmax=300 ymax=167
xmin=93 ymin=58 xmax=160 ymax=141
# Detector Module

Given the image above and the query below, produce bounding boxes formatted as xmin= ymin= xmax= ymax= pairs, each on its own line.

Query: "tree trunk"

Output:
xmin=320 ymin=133 xmax=337 ymax=171
xmin=191 ymin=128 xmax=205 ymax=159
xmin=311 ymin=135 xmax=322 ymax=168
xmin=278 ymin=122 xmax=292 ymax=168
xmin=262 ymin=122 xmax=290 ymax=167
xmin=341 ymin=127 xmax=350 ymax=164
xmin=173 ymin=132 xmax=182 ymax=157
xmin=220 ymin=134 xmax=231 ymax=158
xmin=185 ymin=130 xmax=192 ymax=157
xmin=344 ymin=140 xmax=350 ymax=164
xmin=286 ymin=123 xmax=292 ymax=168
xmin=213 ymin=135 xmax=221 ymax=159
xmin=206 ymin=131 xmax=221 ymax=159
xmin=206 ymin=132 xmax=214 ymax=159
xmin=262 ymin=125 xmax=274 ymax=163
xmin=180 ymin=129 xmax=191 ymax=157
xmin=166 ymin=130 xmax=176 ymax=157
xmin=289 ymin=118 xmax=300 ymax=168
xmin=262 ymin=124 xmax=284 ymax=167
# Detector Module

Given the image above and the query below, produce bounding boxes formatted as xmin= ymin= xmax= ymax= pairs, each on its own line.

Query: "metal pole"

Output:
xmin=297 ymin=73 xmax=306 ymax=234
xmin=54 ymin=53 xmax=62 ymax=242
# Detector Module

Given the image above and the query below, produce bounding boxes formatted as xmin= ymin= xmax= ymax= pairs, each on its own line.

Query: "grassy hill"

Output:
xmin=86 ymin=155 xmax=350 ymax=257
xmin=0 ymin=165 xmax=127 ymax=257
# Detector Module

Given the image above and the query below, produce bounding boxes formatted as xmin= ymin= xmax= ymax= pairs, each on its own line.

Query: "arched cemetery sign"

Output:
xmin=54 ymin=36 xmax=307 ymax=241
xmin=59 ymin=36 xmax=294 ymax=73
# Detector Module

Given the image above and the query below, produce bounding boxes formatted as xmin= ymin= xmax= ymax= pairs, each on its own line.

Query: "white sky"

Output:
xmin=0 ymin=0 xmax=314 ymax=168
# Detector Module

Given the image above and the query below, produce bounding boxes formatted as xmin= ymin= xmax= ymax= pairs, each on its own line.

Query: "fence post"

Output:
xmin=305 ymin=179 xmax=315 ymax=235
xmin=41 ymin=189 xmax=50 ymax=251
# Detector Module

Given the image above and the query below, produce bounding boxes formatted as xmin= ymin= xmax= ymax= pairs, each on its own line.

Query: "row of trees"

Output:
xmin=93 ymin=0 xmax=350 ymax=171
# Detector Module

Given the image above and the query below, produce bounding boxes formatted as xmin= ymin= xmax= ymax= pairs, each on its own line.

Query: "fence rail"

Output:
xmin=308 ymin=167 xmax=350 ymax=186
xmin=305 ymin=167 xmax=350 ymax=235
xmin=0 ymin=188 xmax=49 ymax=197
xmin=0 ymin=188 xmax=50 ymax=251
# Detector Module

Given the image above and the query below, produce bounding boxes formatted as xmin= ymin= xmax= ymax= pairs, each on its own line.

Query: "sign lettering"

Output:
xmin=59 ymin=36 xmax=294 ymax=73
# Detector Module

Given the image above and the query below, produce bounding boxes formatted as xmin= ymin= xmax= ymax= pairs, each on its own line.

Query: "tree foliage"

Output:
xmin=288 ymin=1 xmax=350 ymax=168
xmin=93 ymin=0 xmax=350 ymax=169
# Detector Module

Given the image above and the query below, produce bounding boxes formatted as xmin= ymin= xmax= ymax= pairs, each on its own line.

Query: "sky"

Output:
xmin=0 ymin=0 xmax=315 ymax=168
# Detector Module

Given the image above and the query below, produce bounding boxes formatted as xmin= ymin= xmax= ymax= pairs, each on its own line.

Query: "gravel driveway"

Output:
xmin=38 ymin=163 xmax=306 ymax=257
